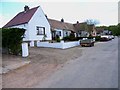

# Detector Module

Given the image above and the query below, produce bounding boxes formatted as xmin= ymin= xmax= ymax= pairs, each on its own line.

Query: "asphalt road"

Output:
xmin=35 ymin=38 xmax=118 ymax=88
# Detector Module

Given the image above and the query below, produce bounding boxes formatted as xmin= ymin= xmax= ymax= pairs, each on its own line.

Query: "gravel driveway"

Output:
xmin=3 ymin=38 xmax=118 ymax=88
xmin=2 ymin=46 xmax=82 ymax=88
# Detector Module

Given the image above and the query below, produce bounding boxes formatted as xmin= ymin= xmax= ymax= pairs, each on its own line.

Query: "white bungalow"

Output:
xmin=3 ymin=5 xmax=96 ymax=47
xmin=3 ymin=5 xmax=52 ymax=46
xmin=48 ymin=18 xmax=77 ymax=40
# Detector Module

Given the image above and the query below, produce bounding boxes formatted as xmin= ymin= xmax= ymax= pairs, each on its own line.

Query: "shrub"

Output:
xmin=62 ymin=36 xmax=70 ymax=41
xmin=95 ymin=36 xmax=101 ymax=41
xmin=42 ymin=34 xmax=47 ymax=41
xmin=0 ymin=28 xmax=2 ymax=48
xmin=76 ymin=37 xmax=93 ymax=40
xmin=2 ymin=28 xmax=25 ymax=55
xmin=88 ymin=36 xmax=94 ymax=39
xmin=62 ymin=33 xmax=77 ymax=41
xmin=55 ymin=35 xmax=61 ymax=42
xmin=69 ymin=33 xmax=76 ymax=41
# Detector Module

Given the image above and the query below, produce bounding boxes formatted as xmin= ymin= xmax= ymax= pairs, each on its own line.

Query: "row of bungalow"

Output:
xmin=3 ymin=5 xmax=100 ymax=46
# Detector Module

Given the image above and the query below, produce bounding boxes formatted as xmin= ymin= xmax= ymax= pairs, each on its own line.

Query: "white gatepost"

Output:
xmin=30 ymin=41 xmax=34 ymax=47
xmin=78 ymin=40 xmax=81 ymax=45
xmin=22 ymin=42 xmax=29 ymax=57
xmin=60 ymin=40 xmax=64 ymax=49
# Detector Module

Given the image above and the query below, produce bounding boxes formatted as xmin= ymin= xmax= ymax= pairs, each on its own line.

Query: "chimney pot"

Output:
xmin=61 ymin=18 xmax=64 ymax=22
xmin=24 ymin=5 xmax=29 ymax=12
xmin=77 ymin=21 xmax=79 ymax=24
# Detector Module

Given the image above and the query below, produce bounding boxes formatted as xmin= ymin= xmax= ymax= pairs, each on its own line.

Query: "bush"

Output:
xmin=69 ymin=33 xmax=76 ymax=41
xmin=62 ymin=33 xmax=77 ymax=41
xmin=76 ymin=36 xmax=101 ymax=41
xmin=62 ymin=36 xmax=70 ymax=41
xmin=0 ymin=28 xmax=2 ymax=48
xmin=2 ymin=28 xmax=25 ymax=55
xmin=55 ymin=35 xmax=61 ymax=42
xmin=95 ymin=36 xmax=101 ymax=41
xmin=76 ymin=36 xmax=93 ymax=40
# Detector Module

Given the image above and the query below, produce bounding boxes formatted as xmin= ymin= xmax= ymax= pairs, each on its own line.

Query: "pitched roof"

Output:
xmin=87 ymin=24 xmax=95 ymax=32
xmin=48 ymin=19 xmax=75 ymax=32
xmin=65 ymin=22 xmax=75 ymax=32
xmin=96 ymin=27 xmax=104 ymax=33
xmin=3 ymin=6 xmax=39 ymax=28
xmin=73 ymin=22 xmax=88 ymax=32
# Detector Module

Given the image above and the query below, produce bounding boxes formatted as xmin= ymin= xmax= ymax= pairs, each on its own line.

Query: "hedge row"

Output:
xmin=2 ymin=28 xmax=25 ymax=55
xmin=62 ymin=33 xmax=76 ymax=41
xmin=63 ymin=36 xmax=101 ymax=41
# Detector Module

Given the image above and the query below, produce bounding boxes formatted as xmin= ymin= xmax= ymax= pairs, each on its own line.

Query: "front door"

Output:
xmin=52 ymin=31 xmax=56 ymax=40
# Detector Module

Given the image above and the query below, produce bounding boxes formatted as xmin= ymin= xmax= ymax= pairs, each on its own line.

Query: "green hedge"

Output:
xmin=62 ymin=36 xmax=70 ymax=41
xmin=76 ymin=36 xmax=101 ymax=41
xmin=63 ymin=36 xmax=101 ymax=41
xmin=55 ymin=35 xmax=61 ymax=42
xmin=94 ymin=36 xmax=101 ymax=41
xmin=2 ymin=28 xmax=25 ymax=55
xmin=0 ymin=29 xmax=2 ymax=48
xmin=62 ymin=33 xmax=76 ymax=41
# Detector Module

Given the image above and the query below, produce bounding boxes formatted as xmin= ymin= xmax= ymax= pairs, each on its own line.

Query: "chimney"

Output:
xmin=77 ymin=21 xmax=79 ymax=24
xmin=24 ymin=5 xmax=29 ymax=12
xmin=61 ymin=18 xmax=64 ymax=22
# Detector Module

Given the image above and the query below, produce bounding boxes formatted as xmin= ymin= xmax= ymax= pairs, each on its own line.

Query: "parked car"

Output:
xmin=100 ymin=35 xmax=112 ymax=41
xmin=109 ymin=35 xmax=115 ymax=39
xmin=80 ymin=38 xmax=94 ymax=47
xmin=100 ymin=37 xmax=109 ymax=41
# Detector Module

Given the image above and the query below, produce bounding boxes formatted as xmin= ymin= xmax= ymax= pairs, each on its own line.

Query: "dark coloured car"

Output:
xmin=80 ymin=39 xmax=94 ymax=47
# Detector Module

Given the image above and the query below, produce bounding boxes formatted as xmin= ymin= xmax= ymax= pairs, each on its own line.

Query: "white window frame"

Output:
xmin=36 ymin=26 xmax=45 ymax=35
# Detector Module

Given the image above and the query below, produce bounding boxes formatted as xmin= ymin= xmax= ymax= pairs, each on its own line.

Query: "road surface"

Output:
xmin=35 ymin=38 xmax=118 ymax=88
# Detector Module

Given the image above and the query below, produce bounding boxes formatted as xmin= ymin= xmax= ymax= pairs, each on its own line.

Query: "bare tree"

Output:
xmin=85 ymin=19 xmax=100 ymax=25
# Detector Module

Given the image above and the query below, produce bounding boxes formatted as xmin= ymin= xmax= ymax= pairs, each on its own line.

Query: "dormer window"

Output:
xmin=36 ymin=26 xmax=45 ymax=35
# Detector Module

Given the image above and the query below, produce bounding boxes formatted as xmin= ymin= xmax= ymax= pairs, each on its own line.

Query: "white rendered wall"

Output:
xmin=55 ymin=29 xmax=63 ymax=39
xmin=55 ymin=29 xmax=72 ymax=39
xmin=37 ymin=41 xmax=80 ymax=49
xmin=29 ymin=41 xmax=35 ymax=47
xmin=63 ymin=30 xmax=71 ymax=37
xmin=62 ymin=41 xmax=80 ymax=49
xmin=28 ymin=6 xmax=52 ymax=41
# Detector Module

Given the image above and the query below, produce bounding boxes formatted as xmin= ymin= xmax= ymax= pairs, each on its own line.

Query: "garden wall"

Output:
xmin=37 ymin=41 xmax=80 ymax=49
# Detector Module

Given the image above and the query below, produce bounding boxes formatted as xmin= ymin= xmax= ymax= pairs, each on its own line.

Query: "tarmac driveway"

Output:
xmin=35 ymin=38 xmax=118 ymax=88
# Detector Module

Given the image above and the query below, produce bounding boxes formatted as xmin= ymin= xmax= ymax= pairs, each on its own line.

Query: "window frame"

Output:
xmin=56 ymin=31 xmax=61 ymax=36
xmin=36 ymin=26 xmax=45 ymax=35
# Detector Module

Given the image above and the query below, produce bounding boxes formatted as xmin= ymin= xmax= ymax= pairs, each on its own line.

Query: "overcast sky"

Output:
xmin=0 ymin=0 xmax=119 ymax=28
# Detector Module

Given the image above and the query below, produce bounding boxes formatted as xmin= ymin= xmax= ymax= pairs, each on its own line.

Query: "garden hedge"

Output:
xmin=2 ymin=28 xmax=25 ymax=55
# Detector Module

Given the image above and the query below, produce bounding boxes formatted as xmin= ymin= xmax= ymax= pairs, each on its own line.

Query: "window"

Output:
xmin=59 ymin=31 xmax=61 ymax=36
xmin=66 ymin=32 xmax=68 ymax=36
xmin=56 ymin=31 xmax=61 ymax=36
xmin=36 ymin=26 xmax=45 ymax=35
